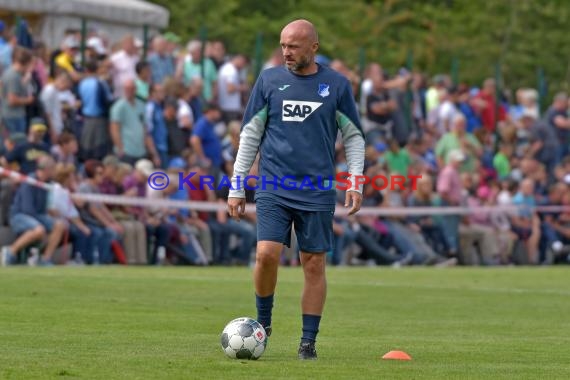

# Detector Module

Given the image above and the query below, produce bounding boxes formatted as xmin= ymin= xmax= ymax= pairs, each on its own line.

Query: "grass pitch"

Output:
xmin=1 ymin=266 xmax=569 ymax=379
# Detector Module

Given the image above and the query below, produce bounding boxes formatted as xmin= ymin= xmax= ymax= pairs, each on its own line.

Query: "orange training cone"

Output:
xmin=382 ymin=350 xmax=412 ymax=360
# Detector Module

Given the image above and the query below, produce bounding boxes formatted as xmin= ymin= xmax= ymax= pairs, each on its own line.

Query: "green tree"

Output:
xmin=151 ymin=0 xmax=570 ymax=99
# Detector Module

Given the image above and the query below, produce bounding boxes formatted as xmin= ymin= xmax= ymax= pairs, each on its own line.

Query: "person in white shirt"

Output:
xmin=217 ymin=54 xmax=249 ymax=123
xmin=435 ymin=88 xmax=459 ymax=136
xmin=110 ymin=35 xmax=140 ymax=98
xmin=49 ymin=163 xmax=94 ymax=265
xmin=40 ymin=72 xmax=72 ymax=142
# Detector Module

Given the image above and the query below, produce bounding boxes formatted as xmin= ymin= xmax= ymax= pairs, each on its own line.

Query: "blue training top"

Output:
xmin=229 ymin=64 xmax=365 ymax=211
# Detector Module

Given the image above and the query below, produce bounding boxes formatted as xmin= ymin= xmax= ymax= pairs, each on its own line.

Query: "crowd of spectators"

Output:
xmin=0 ymin=22 xmax=569 ymax=267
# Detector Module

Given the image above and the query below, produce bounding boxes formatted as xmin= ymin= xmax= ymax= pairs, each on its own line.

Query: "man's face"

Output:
xmin=190 ymin=48 xmax=202 ymax=62
xmin=155 ymin=39 xmax=167 ymax=55
xmin=484 ymin=81 xmax=496 ymax=95
xmin=41 ymin=163 xmax=56 ymax=180
xmin=235 ymin=56 xmax=247 ymax=70
xmin=65 ymin=140 xmax=78 ymax=154
xmin=56 ymin=78 xmax=71 ymax=91
xmin=280 ymin=28 xmax=317 ymax=73
xmin=209 ymin=109 xmax=221 ymax=122
xmin=124 ymin=38 xmax=136 ymax=55
xmin=521 ymin=180 xmax=534 ymax=196
xmin=453 ymin=118 xmax=466 ymax=134
xmin=140 ymin=67 xmax=151 ymax=82
xmin=164 ymin=105 xmax=176 ymax=120
xmin=103 ymin=165 xmax=116 ymax=179
xmin=153 ymin=85 xmax=165 ymax=102
xmin=124 ymin=81 xmax=136 ymax=99
xmin=554 ymin=98 xmax=568 ymax=110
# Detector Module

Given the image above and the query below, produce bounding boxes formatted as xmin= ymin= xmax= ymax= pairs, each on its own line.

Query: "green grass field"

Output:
xmin=1 ymin=266 xmax=570 ymax=379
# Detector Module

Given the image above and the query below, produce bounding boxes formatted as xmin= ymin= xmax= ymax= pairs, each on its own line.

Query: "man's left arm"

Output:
xmin=337 ymin=80 xmax=365 ymax=215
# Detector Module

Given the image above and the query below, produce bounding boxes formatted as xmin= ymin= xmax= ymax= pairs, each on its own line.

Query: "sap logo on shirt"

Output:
xmin=282 ymin=100 xmax=323 ymax=122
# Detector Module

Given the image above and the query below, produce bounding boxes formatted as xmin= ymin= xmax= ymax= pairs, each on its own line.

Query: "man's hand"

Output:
xmin=228 ymin=197 xmax=246 ymax=221
xmin=345 ymin=191 xmax=362 ymax=216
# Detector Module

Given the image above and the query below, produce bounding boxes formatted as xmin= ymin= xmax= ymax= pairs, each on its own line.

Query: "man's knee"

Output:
xmin=255 ymin=241 xmax=281 ymax=267
xmin=52 ymin=220 xmax=67 ymax=231
xmin=301 ymin=253 xmax=326 ymax=278
xmin=32 ymin=225 xmax=47 ymax=239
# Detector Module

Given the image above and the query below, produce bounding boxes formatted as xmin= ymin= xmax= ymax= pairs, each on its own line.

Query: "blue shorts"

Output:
xmin=10 ymin=213 xmax=56 ymax=235
xmin=256 ymin=197 xmax=334 ymax=253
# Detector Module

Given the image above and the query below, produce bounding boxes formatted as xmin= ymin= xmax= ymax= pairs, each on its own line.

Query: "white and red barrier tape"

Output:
xmin=2 ymin=166 xmax=569 ymax=216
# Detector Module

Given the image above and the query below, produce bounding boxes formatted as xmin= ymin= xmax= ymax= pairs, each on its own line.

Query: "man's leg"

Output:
xmin=293 ymin=207 xmax=334 ymax=360
xmin=299 ymin=251 xmax=326 ymax=345
xmin=254 ymin=241 xmax=282 ymax=334
xmin=2 ymin=213 xmax=46 ymax=266
xmin=31 ymin=215 xmax=66 ymax=265
xmin=42 ymin=219 xmax=66 ymax=262
xmin=253 ymin=199 xmax=294 ymax=336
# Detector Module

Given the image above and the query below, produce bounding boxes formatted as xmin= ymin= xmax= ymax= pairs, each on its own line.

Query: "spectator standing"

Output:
xmin=217 ymin=54 xmax=249 ymax=123
xmin=190 ymin=103 xmax=223 ymax=178
xmin=110 ymin=35 xmax=140 ymax=98
xmin=178 ymin=40 xmax=218 ymax=103
xmin=163 ymin=97 xmax=188 ymax=160
xmin=53 ymin=36 xmax=82 ymax=83
xmin=544 ymin=92 xmax=570 ymax=159
xmin=365 ymin=70 xmax=396 ymax=143
xmin=78 ymin=60 xmax=114 ymax=161
xmin=135 ymin=61 xmax=151 ymax=102
xmin=145 ymin=83 xmax=169 ymax=168
xmin=435 ymin=114 xmax=483 ymax=174
xmin=148 ymin=35 xmax=175 ymax=85
xmin=521 ymin=110 xmax=560 ymax=175
xmin=110 ymin=78 xmax=160 ymax=166
xmin=475 ymin=78 xmax=506 ymax=132
xmin=1 ymin=46 xmax=34 ymax=135
xmin=40 ymin=72 xmax=73 ymax=142
xmin=0 ymin=26 xmax=17 ymax=73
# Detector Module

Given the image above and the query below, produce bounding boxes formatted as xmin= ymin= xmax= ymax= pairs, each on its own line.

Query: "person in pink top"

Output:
xmin=436 ymin=149 xmax=465 ymax=256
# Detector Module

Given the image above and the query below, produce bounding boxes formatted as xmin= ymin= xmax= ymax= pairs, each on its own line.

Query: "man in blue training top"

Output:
xmin=227 ymin=19 xmax=365 ymax=360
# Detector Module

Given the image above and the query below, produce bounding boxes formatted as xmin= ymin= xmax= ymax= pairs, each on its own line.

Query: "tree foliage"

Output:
xmin=151 ymin=0 xmax=569 ymax=96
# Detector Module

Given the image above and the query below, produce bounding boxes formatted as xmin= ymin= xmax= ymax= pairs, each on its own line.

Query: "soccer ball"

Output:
xmin=220 ymin=317 xmax=267 ymax=360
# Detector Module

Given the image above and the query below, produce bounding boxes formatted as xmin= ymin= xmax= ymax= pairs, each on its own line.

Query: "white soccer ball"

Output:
xmin=220 ymin=317 xmax=267 ymax=360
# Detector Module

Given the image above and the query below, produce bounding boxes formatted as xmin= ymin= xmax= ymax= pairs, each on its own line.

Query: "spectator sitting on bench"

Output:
xmin=1 ymin=155 xmax=67 ymax=266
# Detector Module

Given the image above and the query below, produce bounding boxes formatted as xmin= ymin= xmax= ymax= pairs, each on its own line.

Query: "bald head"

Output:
xmin=280 ymin=19 xmax=319 ymax=74
xmin=282 ymin=19 xmax=318 ymax=44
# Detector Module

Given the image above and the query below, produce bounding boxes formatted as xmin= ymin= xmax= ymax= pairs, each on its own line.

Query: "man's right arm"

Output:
xmin=229 ymin=75 xmax=268 ymax=199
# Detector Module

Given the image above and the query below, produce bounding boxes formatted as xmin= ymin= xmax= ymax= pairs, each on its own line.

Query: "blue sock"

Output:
xmin=256 ymin=293 xmax=274 ymax=328
xmin=301 ymin=314 xmax=321 ymax=343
